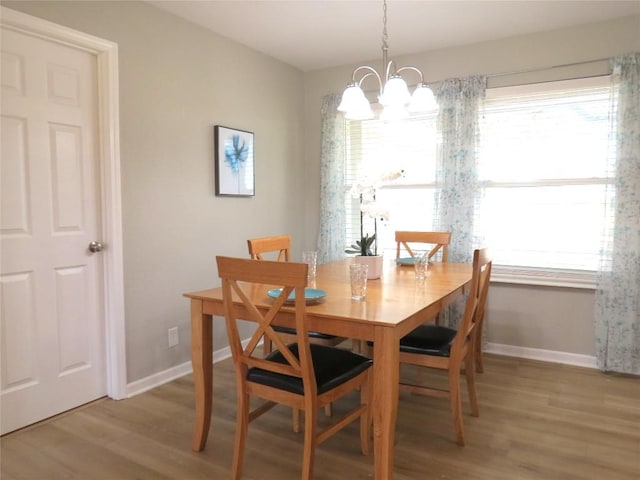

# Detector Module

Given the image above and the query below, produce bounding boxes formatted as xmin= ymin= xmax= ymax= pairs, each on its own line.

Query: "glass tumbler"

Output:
xmin=350 ymin=263 xmax=369 ymax=301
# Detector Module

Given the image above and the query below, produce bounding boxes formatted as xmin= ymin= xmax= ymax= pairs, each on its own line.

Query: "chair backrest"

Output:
xmin=247 ymin=234 xmax=291 ymax=262
xmin=474 ymin=251 xmax=492 ymax=334
xmin=216 ymin=256 xmax=317 ymax=395
xmin=450 ymin=248 xmax=492 ymax=358
xmin=395 ymin=231 xmax=451 ymax=262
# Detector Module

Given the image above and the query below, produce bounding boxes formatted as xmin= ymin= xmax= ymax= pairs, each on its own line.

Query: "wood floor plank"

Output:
xmin=1 ymin=354 xmax=638 ymax=479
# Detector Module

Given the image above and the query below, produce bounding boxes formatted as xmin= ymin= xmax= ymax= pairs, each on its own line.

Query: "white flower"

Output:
xmin=351 ymin=169 xmax=404 ymax=198
xmin=350 ymin=181 xmax=376 ymax=198
xmin=361 ymin=202 xmax=390 ymax=223
xmin=348 ymin=167 xmax=403 ymax=256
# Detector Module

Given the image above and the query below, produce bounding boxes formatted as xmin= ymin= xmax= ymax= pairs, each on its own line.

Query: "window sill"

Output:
xmin=492 ymin=267 xmax=596 ymax=290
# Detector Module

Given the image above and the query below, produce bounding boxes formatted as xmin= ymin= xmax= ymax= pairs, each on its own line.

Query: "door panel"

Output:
xmin=1 ymin=27 xmax=106 ymax=435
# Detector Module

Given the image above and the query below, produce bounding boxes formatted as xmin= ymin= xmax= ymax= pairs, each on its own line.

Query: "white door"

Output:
xmin=1 ymin=25 xmax=107 ymax=434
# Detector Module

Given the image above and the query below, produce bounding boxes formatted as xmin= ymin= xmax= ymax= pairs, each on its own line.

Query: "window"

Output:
xmin=344 ymin=76 xmax=613 ymax=286
xmin=477 ymin=77 xmax=613 ymax=284
xmin=344 ymin=110 xmax=438 ymax=257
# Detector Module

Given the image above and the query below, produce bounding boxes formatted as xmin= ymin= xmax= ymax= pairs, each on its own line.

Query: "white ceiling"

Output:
xmin=147 ymin=0 xmax=640 ymax=72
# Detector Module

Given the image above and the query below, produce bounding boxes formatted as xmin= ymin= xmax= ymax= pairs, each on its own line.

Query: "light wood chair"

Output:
xmin=216 ymin=256 xmax=372 ymax=480
xmin=472 ymin=266 xmax=491 ymax=374
xmin=395 ymin=231 xmax=451 ymax=262
xmin=397 ymin=248 xmax=492 ymax=446
xmin=395 ymin=231 xmax=489 ymax=372
xmin=247 ymin=234 xmax=291 ymax=262
xmin=247 ymin=234 xmax=343 ymax=428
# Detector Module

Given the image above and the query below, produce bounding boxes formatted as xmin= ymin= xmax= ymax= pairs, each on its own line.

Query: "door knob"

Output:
xmin=88 ymin=241 xmax=104 ymax=253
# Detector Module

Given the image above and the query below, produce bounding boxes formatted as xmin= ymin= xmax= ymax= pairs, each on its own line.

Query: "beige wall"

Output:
xmin=302 ymin=15 xmax=640 ymax=357
xmin=3 ymin=0 xmax=306 ymax=382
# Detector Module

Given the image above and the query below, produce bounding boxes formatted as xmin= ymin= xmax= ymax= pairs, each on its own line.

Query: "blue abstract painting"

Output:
xmin=224 ymin=134 xmax=249 ymax=174
xmin=215 ymin=126 xmax=254 ymax=196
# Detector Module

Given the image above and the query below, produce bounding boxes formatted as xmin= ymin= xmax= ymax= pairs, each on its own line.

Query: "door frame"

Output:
xmin=1 ymin=7 xmax=126 ymax=399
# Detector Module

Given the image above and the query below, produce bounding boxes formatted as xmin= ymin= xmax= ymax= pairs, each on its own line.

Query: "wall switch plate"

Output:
xmin=168 ymin=327 xmax=179 ymax=347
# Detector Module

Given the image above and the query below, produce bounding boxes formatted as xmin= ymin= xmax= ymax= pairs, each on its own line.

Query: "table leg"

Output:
xmin=191 ymin=299 xmax=213 ymax=451
xmin=372 ymin=327 xmax=399 ymax=479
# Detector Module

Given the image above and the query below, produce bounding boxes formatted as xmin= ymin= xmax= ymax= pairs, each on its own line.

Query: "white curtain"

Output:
xmin=594 ymin=53 xmax=640 ymax=375
xmin=317 ymin=94 xmax=347 ymax=264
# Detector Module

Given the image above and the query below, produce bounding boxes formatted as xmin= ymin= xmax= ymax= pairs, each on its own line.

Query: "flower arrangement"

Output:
xmin=345 ymin=170 xmax=404 ymax=256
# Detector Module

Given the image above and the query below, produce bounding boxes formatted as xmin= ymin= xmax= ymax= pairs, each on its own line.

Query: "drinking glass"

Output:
xmin=350 ymin=264 xmax=368 ymax=301
xmin=302 ymin=250 xmax=318 ymax=281
xmin=414 ymin=252 xmax=429 ymax=280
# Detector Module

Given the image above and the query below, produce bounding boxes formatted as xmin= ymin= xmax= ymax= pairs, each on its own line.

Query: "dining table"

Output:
xmin=184 ymin=258 xmax=472 ymax=480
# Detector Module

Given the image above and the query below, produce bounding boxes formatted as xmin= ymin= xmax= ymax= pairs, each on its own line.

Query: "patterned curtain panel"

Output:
xmin=317 ymin=94 xmax=347 ymax=264
xmin=433 ymin=76 xmax=486 ymax=328
xmin=594 ymin=53 xmax=640 ymax=375
xmin=434 ymin=76 xmax=487 ymax=263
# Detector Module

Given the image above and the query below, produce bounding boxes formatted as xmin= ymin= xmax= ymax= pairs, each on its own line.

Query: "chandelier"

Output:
xmin=337 ymin=0 xmax=438 ymax=120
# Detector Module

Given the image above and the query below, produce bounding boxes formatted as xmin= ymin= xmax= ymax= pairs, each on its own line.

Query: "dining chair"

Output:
xmin=398 ymin=248 xmax=492 ymax=446
xmin=472 ymin=266 xmax=491 ymax=374
xmin=395 ymin=231 xmax=451 ymax=262
xmin=247 ymin=234 xmax=343 ymax=429
xmin=216 ymin=256 xmax=372 ymax=480
xmin=247 ymin=234 xmax=291 ymax=262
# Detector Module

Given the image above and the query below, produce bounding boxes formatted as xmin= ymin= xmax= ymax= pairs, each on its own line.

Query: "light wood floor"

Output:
xmin=2 ymin=353 xmax=639 ymax=480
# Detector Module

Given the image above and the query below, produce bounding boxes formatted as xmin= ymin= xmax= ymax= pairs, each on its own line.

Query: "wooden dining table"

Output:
xmin=184 ymin=258 xmax=472 ymax=480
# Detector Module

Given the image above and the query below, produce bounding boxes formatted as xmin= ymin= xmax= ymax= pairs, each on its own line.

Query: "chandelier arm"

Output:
xmin=395 ymin=66 xmax=425 ymax=84
xmin=384 ymin=60 xmax=396 ymax=83
xmin=352 ymin=66 xmax=384 ymax=92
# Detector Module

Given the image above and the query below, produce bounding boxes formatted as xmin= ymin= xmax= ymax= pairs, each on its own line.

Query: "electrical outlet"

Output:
xmin=168 ymin=327 xmax=179 ymax=348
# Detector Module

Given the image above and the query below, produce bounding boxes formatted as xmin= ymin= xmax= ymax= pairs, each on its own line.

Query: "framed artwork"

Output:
xmin=214 ymin=125 xmax=255 ymax=197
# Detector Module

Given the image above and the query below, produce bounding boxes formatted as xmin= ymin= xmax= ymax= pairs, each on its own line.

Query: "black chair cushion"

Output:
xmin=247 ymin=343 xmax=372 ymax=395
xmin=399 ymin=324 xmax=457 ymax=357
xmin=272 ymin=325 xmax=337 ymax=341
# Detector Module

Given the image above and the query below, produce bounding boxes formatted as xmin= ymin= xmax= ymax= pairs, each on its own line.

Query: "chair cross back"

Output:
xmin=218 ymin=257 xmax=315 ymax=390
xmin=245 ymin=234 xmax=344 ymax=431
xmin=247 ymin=234 xmax=291 ymax=262
xmin=395 ymin=231 xmax=451 ymax=262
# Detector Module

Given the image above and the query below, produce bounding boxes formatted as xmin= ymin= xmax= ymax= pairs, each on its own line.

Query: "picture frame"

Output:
xmin=214 ymin=125 xmax=255 ymax=197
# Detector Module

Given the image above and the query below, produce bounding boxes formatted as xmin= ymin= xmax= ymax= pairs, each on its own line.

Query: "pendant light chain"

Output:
xmin=382 ymin=0 xmax=389 ymax=79
xmin=337 ymin=0 xmax=438 ymax=119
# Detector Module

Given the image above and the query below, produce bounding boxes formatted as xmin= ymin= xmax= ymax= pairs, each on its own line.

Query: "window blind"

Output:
xmin=477 ymin=76 xmax=613 ymax=275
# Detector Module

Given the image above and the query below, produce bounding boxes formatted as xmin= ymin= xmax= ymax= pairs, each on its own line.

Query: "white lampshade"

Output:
xmin=409 ymin=84 xmax=438 ymax=112
xmin=338 ymin=84 xmax=374 ymax=119
xmin=338 ymin=84 xmax=365 ymax=111
xmin=379 ymin=75 xmax=411 ymax=107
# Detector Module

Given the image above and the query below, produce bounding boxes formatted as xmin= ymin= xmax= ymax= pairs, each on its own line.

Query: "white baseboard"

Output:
xmin=125 ymin=341 xmax=598 ymax=397
xmin=125 ymin=341 xmax=242 ymax=397
xmin=485 ymin=342 xmax=597 ymax=369
xmin=126 ymin=360 xmax=193 ymax=397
